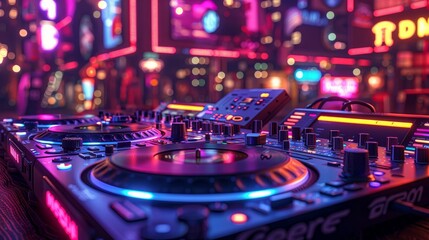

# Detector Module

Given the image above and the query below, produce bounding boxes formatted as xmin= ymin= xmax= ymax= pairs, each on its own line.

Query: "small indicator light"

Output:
xmin=57 ymin=163 xmax=72 ymax=170
xmin=231 ymin=213 xmax=248 ymax=224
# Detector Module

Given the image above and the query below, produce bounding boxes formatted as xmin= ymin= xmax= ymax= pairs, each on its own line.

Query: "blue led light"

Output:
xmin=13 ymin=123 xmax=25 ymax=127
xmin=90 ymin=171 xmax=309 ymax=202
xmin=16 ymin=132 xmax=27 ymax=136
xmin=406 ymin=147 xmax=415 ymax=151
xmin=294 ymin=68 xmax=322 ymax=83
xmin=243 ymin=189 xmax=276 ymax=199
xmin=122 ymin=190 xmax=154 ymax=200
xmin=202 ymin=10 xmax=220 ymax=33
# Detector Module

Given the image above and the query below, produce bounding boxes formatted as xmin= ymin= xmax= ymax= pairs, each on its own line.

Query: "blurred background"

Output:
xmin=0 ymin=0 xmax=428 ymax=117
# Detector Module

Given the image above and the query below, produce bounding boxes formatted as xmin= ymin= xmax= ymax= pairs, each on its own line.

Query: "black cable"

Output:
xmin=341 ymin=100 xmax=376 ymax=113
xmin=392 ymin=200 xmax=429 ymax=218
xmin=317 ymin=96 xmax=352 ymax=111
xmin=305 ymin=97 xmax=326 ymax=109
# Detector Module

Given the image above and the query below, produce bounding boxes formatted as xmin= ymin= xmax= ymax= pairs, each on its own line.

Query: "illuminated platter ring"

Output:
xmin=16 ymin=114 xmax=100 ymax=128
xmin=83 ymin=143 xmax=316 ymax=202
xmin=33 ymin=123 xmax=163 ymax=145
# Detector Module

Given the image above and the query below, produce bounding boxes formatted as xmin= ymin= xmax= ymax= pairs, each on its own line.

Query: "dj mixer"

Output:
xmin=1 ymin=88 xmax=429 ymax=240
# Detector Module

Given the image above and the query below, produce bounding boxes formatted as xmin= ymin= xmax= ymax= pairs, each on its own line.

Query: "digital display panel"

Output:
xmin=310 ymin=114 xmax=414 ymax=147
xmin=45 ymin=190 xmax=78 ymax=240
xmin=102 ymin=0 xmax=123 ymax=49
xmin=8 ymin=143 xmax=20 ymax=165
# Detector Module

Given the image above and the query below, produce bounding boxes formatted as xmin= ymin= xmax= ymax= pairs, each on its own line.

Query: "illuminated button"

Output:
xmin=243 ymin=106 xmax=248 ymax=110
xmin=231 ymin=213 xmax=248 ymax=224
xmin=369 ymin=181 xmax=381 ymax=188
xmin=46 ymin=149 xmax=63 ymax=154
xmin=260 ymin=93 xmax=270 ymax=98
xmin=373 ymin=171 xmax=385 ymax=176
xmin=343 ymin=183 xmax=363 ymax=191
xmin=319 ymin=186 xmax=344 ymax=197
xmin=52 ymin=157 xmax=71 ymax=163
xmin=56 ymin=163 xmax=72 ymax=170
xmin=78 ymin=153 xmax=91 ymax=159
xmin=232 ymin=116 xmax=243 ymax=122
xmin=226 ymin=115 xmax=234 ymax=121
xmin=255 ymin=101 xmax=261 ymax=105
xmin=36 ymin=144 xmax=53 ymax=149
xmin=230 ymin=105 xmax=235 ymax=109
xmin=375 ymin=177 xmax=390 ymax=184
xmin=325 ymin=180 xmax=347 ymax=188
xmin=111 ymin=201 xmax=147 ymax=222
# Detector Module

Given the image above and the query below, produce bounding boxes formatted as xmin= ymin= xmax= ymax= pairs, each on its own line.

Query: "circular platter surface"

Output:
xmin=33 ymin=123 xmax=163 ymax=145
xmin=83 ymin=143 xmax=317 ymax=202
xmin=18 ymin=114 xmax=100 ymax=127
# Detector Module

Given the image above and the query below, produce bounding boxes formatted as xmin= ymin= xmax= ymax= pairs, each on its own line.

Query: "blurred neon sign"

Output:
xmin=294 ymin=69 xmax=322 ymax=83
xmin=372 ymin=18 xmax=429 ymax=47
xmin=45 ymin=191 xmax=78 ymax=240
xmin=102 ymin=0 xmax=123 ymax=49
xmin=39 ymin=0 xmax=57 ymax=20
xmin=40 ymin=21 xmax=59 ymax=51
xmin=320 ymin=76 xmax=359 ymax=97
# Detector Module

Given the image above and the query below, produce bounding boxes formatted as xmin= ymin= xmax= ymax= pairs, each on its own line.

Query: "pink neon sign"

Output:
xmin=320 ymin=76 xmax=359 ymax=98
xmin=39 ymin=0 xmax=57 ymax=20
xmin=45 ymin=191 xmax=78 ymax=240
xmin=40 ymin=21 xmax=59 ymax=51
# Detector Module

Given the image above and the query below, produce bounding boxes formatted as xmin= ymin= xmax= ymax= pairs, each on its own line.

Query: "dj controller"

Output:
xmin=1 ymin=88 xmax=429 ymax=240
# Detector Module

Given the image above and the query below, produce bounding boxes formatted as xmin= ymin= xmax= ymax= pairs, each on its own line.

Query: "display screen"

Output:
xmin=310 ymin=114 xmax=414 ymax=147
xmin=9 ymin=143 xmax=20 ymax=165
xmin=45 ymin=190 xmax=78 ymax=240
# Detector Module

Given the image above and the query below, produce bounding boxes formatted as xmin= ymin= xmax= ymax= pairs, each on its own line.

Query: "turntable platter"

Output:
xmin=84 ymin=143 xmax=315 ymax=202
xmin=33 ymin=123 xmax=163 ymax=145
xmin=18 ymin=114 xmax=100 ymax=127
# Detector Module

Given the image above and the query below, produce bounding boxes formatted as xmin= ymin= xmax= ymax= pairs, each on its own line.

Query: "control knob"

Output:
xmin=329 ymin=130 xmax=340 ymax=147
xmin=415 ymin=147 xmax=429 ymax=164
xmin=291 ymin=126 xmax=301 ymax=141
xmin=358 ymin=133 xmax=369 ymax=148
xmin=386 ymin=136 xmax=399 ymax=153
xmin=202 ymin=121 xmax=212 ymax=133
xmin=177 ymin=205 xmax=209 ymax=240
xmin=269 ymin=122 xmax=278 ymax=137
xmin=61 ymin=137 xmax=83 ymax=152
xmin=366 ymin=141 xmax=378 ymax=158
xmin=302 ymin=128 xmax=313 ymax=142
xmin=252 ymin=120 xmax=262 ymax=133
xmin=171 ymin=122 xmax=187 ymax=142
xmin=305 ymin=132 xmax=316 ymax=149
xmin=332 ymin=136 xmax=344 ymax=151
xmin=278 ymin=130 xmax=288 ymax=143
xmin=391 ymin=145 xmax=405 ymax=162
xmin=341 ymin=148 xmax=371 ymax=182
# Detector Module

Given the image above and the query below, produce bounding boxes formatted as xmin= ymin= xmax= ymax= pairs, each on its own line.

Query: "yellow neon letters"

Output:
xmin=372 ymin=17 xmax=429 ymax=47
